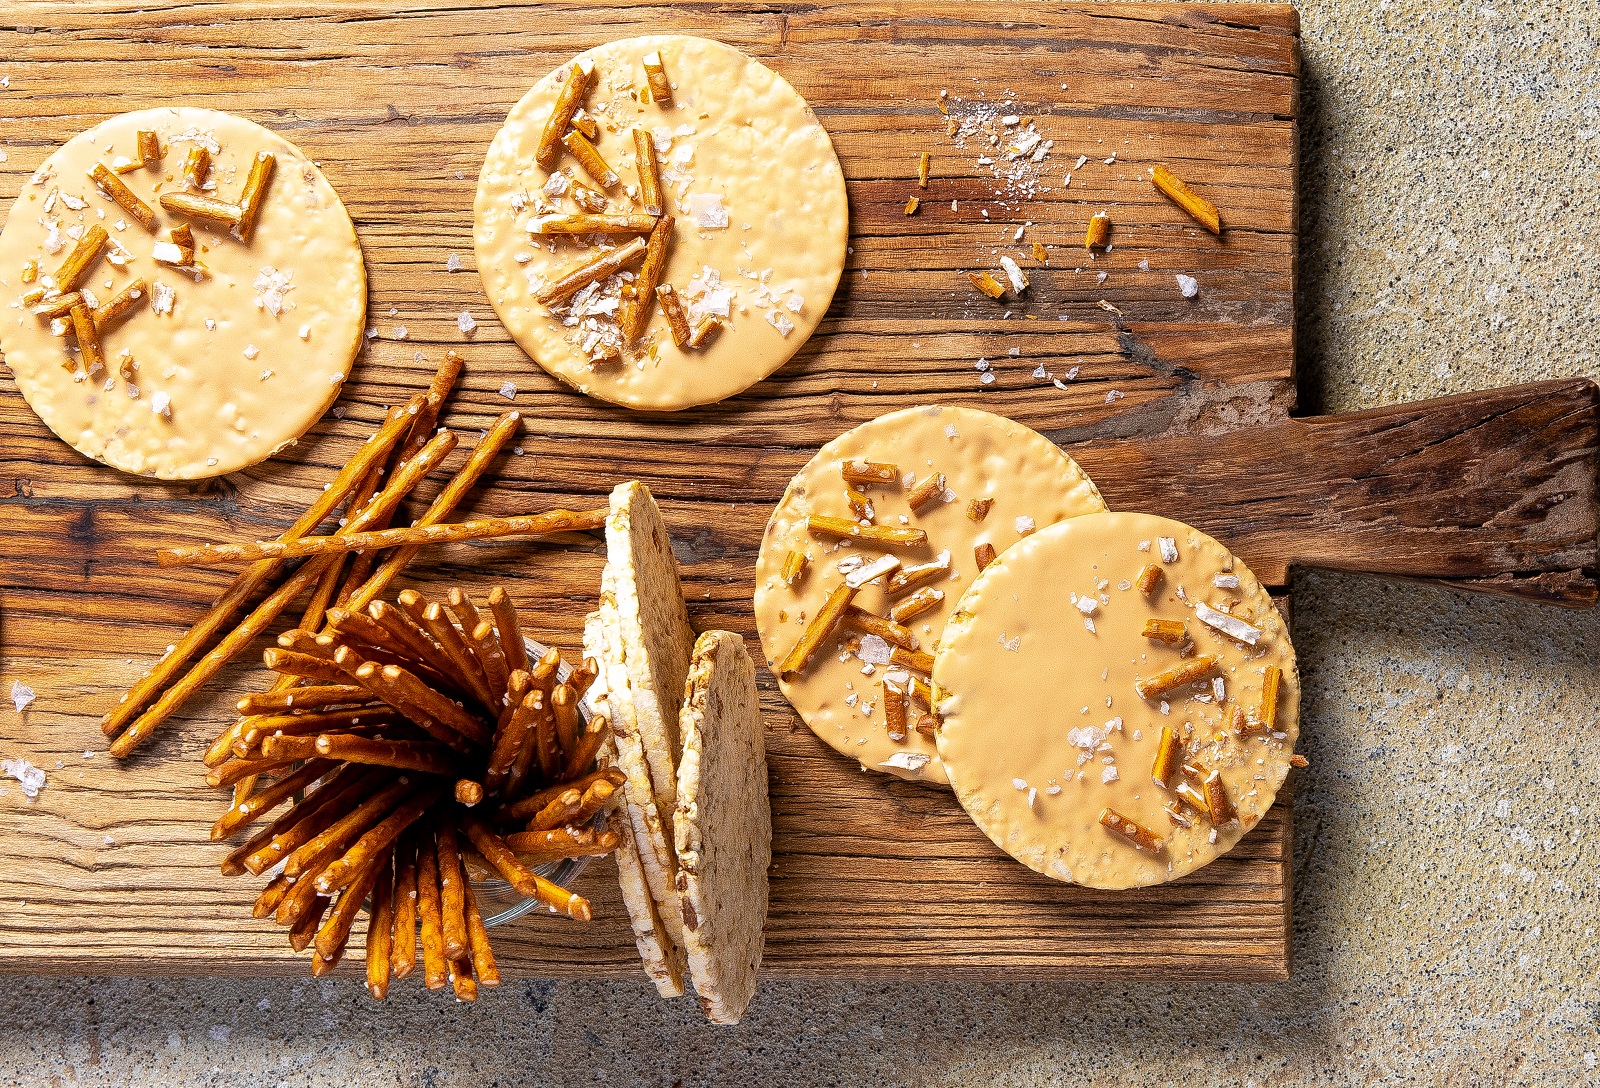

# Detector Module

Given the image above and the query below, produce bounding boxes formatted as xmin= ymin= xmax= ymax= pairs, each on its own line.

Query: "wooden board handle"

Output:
xmin=1078 ymin=378 xmax=1600 ymax=607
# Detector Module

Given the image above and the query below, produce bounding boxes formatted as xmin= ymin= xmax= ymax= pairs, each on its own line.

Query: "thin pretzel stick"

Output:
xmin=806 ymin=514 xmax=927 ymax=548
xmin=528 ymin=648 xmax=561 ymax=698
xmin=206 ymin=756 xmax=294 ymax=789
xmin=89 ymin=162 xmax=155 ymax=230
xmin=281 ymin=776 xmax=412 ymax=879
xmin=101 ymin=399 xmax=422 ymax=740
xmin=504 ymin=826 xmax=620 ymax=857
xmin=536 ymin=57 xmax=596 ymax=169
xmin=890 ymin=646 xmax=934 ymax=674
xmin=391 ymin=831 xmax=419 ymax=979
xmin=1152 ymin=165 xmax=1223 ymax=234
xmin=487 ymin=587 xmax=531 ymax=678
xmin=236 ymin=709 xmax=403 ymax=760
xmin=888 ymin=587 xmax=943 ymax=624
xmin=314 ymin=847 xmax=385 ymax=960
xmin=568 ymin=779 xmax=619 ymax=825
xmin=32 ymin=291 xmax=81 ymax=319
xmin=342 ymin=412 xmax=524 ymax=613
xmin=567 ymin=657 xmax=598 ymax=700
xmin=455 ymin=779 xmax=484 ymax=806
xmin=535 ymin=237 xmax=647 ymax=306
xmin=288 ymin=893 xmax=331 ymax=951
xmin=398 ymin=350 xmax=464 ymax=464
xmin=843 ymin=606 xmax=917 ymax=650
xmin=230 ymin=775 xmax=260 ymax=808
xmin=1134 ymin=655 xmax=1221 ymax=700
xmin=414 ymin=825 xmax=449 ymax=990
xmin=468 ymin=620 xmax=510 ymax=706
xmin=524 ymin=788 xmax=581 ymax=832
xmin=314 ymin=734 xmax=460 ymax=776
xmin=325 ymin=607 xmax=414 ymax=659
xmin=462 ymin=817 xmax=592 ymax=921
xmin=561 ymin=129 xmax=619 ymax=189
xmin=497 ymin=670 xmax=533 ymax=734
xmin=1100 ymin=807 xmax=1164 ymax=853
xmin=279 ymin=852 xmax=340 ymax=927
xmin=412 ymin=599 xmax=497 ymax=714
xmin=569 ymin=180 xmax=608 ymax=213
xmin=365 ymin=854 xmax=395 ymax=999
xmin=183 ymin=146 xmax=210 ymax=188
xmin=504 ymin=692 xmax=550 ymax=799
xmin=545 ymin=684 xmax=578 ymax=776
xmin=484 ymin=691 xmax=540 ymax=796
xmin=69 ymin=302 xmax=105 ymax=375
xmin=655 ymin=283 xmax=691 ymax=348
xmin=158 ymin=191 xmax=241 ymax=230
xmin=778 ymin=581 xmax=857 ymax=677
xmin=234 ymin=765 xmax=379 ymax=875
xmin=235 ymin=151 xmax=276 ymax=241
xmin=334 ymin=650 xmax=476 ymax=753
xmin=435 ymin=821 xmax=470 ymax=961
xmin=236 ymin=685 xmax=370 ymax=716
xmin=461 ymin=880 xmax=500 ymax=986
xmin=262 ymin=649 xmax=350 ymax=686
xmin=209 ymin=759 xmax=336 ymax=841
xmin=633 ymin=127 xmax=663 ymax=213
xmin=315 ymin=784 xmax=443 ymax=893
xmin=368 ymin=601 xmax=466 ymax=691
xmin=620 ymin=214 xmax=674 ymax=342
xmin=526 ymin=212 xmax=658 ymax=235
xmin=885 ymin=553 xmax=950 ymax=595
xmin=498 ymin=767 xmax=625 ymax=823
xmin=53 ymin=224 xmax=109 ymax=292
xmin=253 ymin=874 xmax=291 ymax=918
xmin=562 ymin=712 xmax=609 ymax=780
xmin=310 ymin=946 xmax=345 ymax=978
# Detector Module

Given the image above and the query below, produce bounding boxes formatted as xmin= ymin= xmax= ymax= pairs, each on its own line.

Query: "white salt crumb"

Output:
xmin=1012 ymin=777 xmax=1028 ymax=790
xmin=1213 ymin=677 xmax=1226 ymax=702
xmin=1176 ymin=273 xmax=1199 ymax=298
xmin=999 ymin=633 xmax=1021 ymax=653
xmin=1084 ymin=617 xmax=1096 ymax=633
xmin=1215 ymin=574 xmax=1241 ymax=589
xmin=150 ymin=390 xmax=171 ymax=418
xmin=1015 ymin=515 xmax=1035 ymax=535
xmin=1027 ymin=787 xmax=1037 ymax=809
xmin=498 ymin=380 xmax=518 ymax=400
xmin=150 ymin=281 xmax=175 ymax=315
xmin=457 ymin=311 xmax=477 ymax=334
xmin=766 ymin=310 xmax=794 ymax=337
xmin=1158 ymin=537 xmax=1179 ymax=563
xmin=445 ymin=252 xmax=463 ymax=272
xmin=880 ymin=751 xmax=931 ymax=772
xmin=1105 ymin=390 xmax=1124 ymax=405
xmin=857 ymin=634 xmax=894 ymax=666
xmin=688 ymin=192 xmax=729 ymax=229
xmin=242 ymin=344 xmax=259 ymax=360
xmin=979 ymin=372 xmax=996 ymax=385
xmin=393 ymin=325 xmax=407 ymax=339
xmin=1 ymin=757 xmax=44 ymax=798
xmin=252 ymin=267 xmax=295 ymax=315
xmin=944 ymin=423 xmax=959 ymax=438
xmin=1102 ymin=765 xmax=1120 ymax=783
xmin=1139 ymin=259 xmax=1150 ymax=272
xmin=298 ymin=324 xmax=311 ymax=340
xmin=999 ymin=255 xmax=1028 ymax=293
xmin=10 ymin=681 xmax=35 ymax=712
xmin=1195 ymin=602 xmax=1262 ymax=646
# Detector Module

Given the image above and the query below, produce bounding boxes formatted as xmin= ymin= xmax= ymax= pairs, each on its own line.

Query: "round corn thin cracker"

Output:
xmin=674 ymin=630 xmax=770 ymax=1026
xmin=753 ymin=405 xmax=1106 ymax=785
xmin=934 ymin=511 xmax=1301 ymax=889
xmin=584 ymin=609 xmax=685 ymax=997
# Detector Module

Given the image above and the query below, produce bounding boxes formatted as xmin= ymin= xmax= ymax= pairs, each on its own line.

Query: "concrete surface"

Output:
xmin=4 ymin=1 xmax=1600 ymax=1084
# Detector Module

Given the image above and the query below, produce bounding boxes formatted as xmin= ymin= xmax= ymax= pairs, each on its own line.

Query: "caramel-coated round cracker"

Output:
xmin=474 ymin=35 xmax=848 ymax=411
xmin=934 ymin=511 xmax=1301 ymax=889
xmin=0 ymin=107 xmax=365 ymax=478
xmin=754 ymin=405 xmax=1106 ymax=786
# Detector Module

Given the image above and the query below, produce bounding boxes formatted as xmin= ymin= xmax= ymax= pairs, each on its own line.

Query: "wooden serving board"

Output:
xmin=0 ymin=2 xmax=1594 ymax=983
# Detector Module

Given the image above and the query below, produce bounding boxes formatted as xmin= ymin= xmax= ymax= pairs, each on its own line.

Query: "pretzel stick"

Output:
xmin=567 ymin=657 xmax=598 ymax=700
xmin=277 ymin=845 xmax=339 ymax=926
xmin=325 ymin=606 xmax=415 ymax=658
xmin=231 ymin=775 xmax=260 ymax=808
xmin=103 ymin=399 xmax=423 ymax=743
xmin=288 ymin=893 xmax=332 ymax=951
xmin=620 ymin=215 xmax=674 ymax=342
xmin=158 ymin=191 xmax=241 ymax=230
xmin=435 ymin=821 xmax=470 ymax=960
xmin=528 ymin=647 xmax=561 ymax=699
xmin=778 ymin=581 xmax=857 ymax=677
xmin=333 ymin=651 xmax=474 ymax=754
xmin=135 ymin=129 xmax=161 ymax=165
xmin=1134 ymin=655 xmax=1221 ymax=700
xmin=844 ymin=606 xmax=917 ymax=650
xmin=561 ymin=129 xmax=619 ymax=189
xmin=397 ymin=350 xmax=464 ymax=463
xmin=368 ymin=601 xmax=466 ymax=691
xmin=655 ymin=283 xmax=692 ymax=348
xmin=504 ymin=826 xmax=620 ymax=857
xmin=183 ymin=145 xmax=210 ymax=188
xmin=484 ymin=691 xmax=540 ymax=796
xmin=315 ymin=784 xmax=443 ymax=893
xmin=888 ymin=587 xmax=943 ymax=624
xmin=377 ymin=662 xmax=491 ymax=746
xmin=365 ymin=854 xmax=395 ymax=999
xmin=455 ymin=779 xmax=484 ymax=806
xmin=1152 ymin=165 xmax=1223 ymax=234
xmin=282 ymin=776 xmax=411 ymax=879
xmin=485 ymin=587 xmax=531 ymax=678
xmin=237 ymin=710 xmax=402 ymax=760
xmin=535 ymin=237 xmax=647 ymax=306
xmin=499 ymin=767 xmax=625 ymax=823
xmin=236 ymin=685 xmax=370 ymax=716
xmin=806 ymin=515 xmax=927 ymax=549
xmin=314 ymin=848 xmax=384 ymax=960
xmin=525 ymin=788 xmax=581 ymax=832
xmin=391 ymin=831 xmax=419 ymax=979
xmin=263 ymin=649 xmax=350 ymax=686
xmin=253 ymin=874 xmax=291 ymax=918
xmin=633 ymin=127 xmax=663 ymax=214
xmin=890 ymin=646 xmax=934 ymax=674
xmin=526 ymin=211 xmax=657 ymax=235
xmin=496 ymin=670 xmax=533 ymax=734
xmin=310 ymin=945 xmax=345 ymax=978
xmin=32 ymin=291 xmax=81 ymax=319
xmin=467 ymin=620 xmax=510 ymax=707
xmin=89 ymin=162 xmax=155 ymax=230
xmin=462 ymin=817 xmax=592 ymax=921
xmin=68 ymin=302 xmax=105 ymax=375
xmin=235 ymin=151 xmax=276 ymax=241
xmin=314 ymin=734 xmax=461 ymax=776
xmin=544 ymin=683 xmax=579 ymax=777
xmin=206 ymin=755 xmax=294 ymax=789
xmin=569 ymin=180 xmax=608 ymax=213
xmin=568 ymin=778 xmax=619 ymax=824
xmin=406 ymin=594 xmax=497 ymax=711
xmin=414 ymin=826 xmax=449 ymax=990
xmin=536 ymin=57 xmax=596 ymax=169
xmin=504 ymin=692 xmax=550 ymax=799
xmin=341 ymin=412 xmax=524 ymax=613
xmin=210 ymin=759 xmax=336 ymax=841
xmin=461 ymin=880 xmax=500 ymax=987
xmin=641 ymin=49 xmax=672 ymax=105
xmin=562 ymin=712 xmax=609 ymax=779
xmin=54 ymin=224 xmax=109 ymax=291
xmin=233 ymin=765 xmax=378 ymax=875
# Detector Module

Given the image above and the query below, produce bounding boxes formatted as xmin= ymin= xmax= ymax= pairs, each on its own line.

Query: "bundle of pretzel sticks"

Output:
xmin=95 ymin=352 xmax=622 ymax=996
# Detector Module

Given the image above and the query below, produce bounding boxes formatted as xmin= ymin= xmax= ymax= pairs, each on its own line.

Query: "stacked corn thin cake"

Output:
xmin=586 ymin=481 xmax=771 ymax=1024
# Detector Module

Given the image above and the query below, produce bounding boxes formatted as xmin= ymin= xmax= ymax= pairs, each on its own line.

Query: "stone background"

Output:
xmin=3 ymin=0 xmax=1598 ymax=1083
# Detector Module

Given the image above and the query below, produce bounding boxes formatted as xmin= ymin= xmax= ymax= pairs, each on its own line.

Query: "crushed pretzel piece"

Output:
xmin=1085 ymin=211 xmax=1111 ymax=250
xmin=89 ymin=162 xmax=155 ymax=230
xmin=235 ymin=151 xmax=276 ymax=242
xmin=1142 ymin=619 xmax=1187 ymax=646
xmin=846 ymin=484 xmax=874 ymax=521
xmin=687 ymin=314 xmax=722 ymax=349
xmin=1099 ymin=807 xmax=1163 ymax=853
xmin=562 ymin=129 xmax=619 ymax=189
xmin=841 ymin=460 xmax=900 ymax=487
xmin=1032 ymin=241 xmax=1047 ymax=262
xmin=1152 ymin=165 xmax=1223 ymax=234
xmin=917 ymin=151 xmax=930 ymax=188
xmin=1289 ymin=753 xmax=1309 ymax=768
xmin=1134 ymin=655 xmax=1220 ymax=700
xmin=569 ymin=182 xmax=609 ymax=214
xmin=1151 ymin=724 xmax=1181 ymax=787
xmin=889 ymin=646 xmax=934 ymax=674
xmin=569 ymin=109 xmax=600 ymax=141
xmin=912 ymin=712 xmax=938 ymax=738
xmin=974 ymin=542 xmax=997 ymax=571
xmin=888 ymin=587 xmax=942 ymax=625
xmin=966 ymin=497 xmax=993 ymax=522
xmin=781 ymin=550 xmax=809 ymax=587
xmin=642 ymin=49 xmax=672 ymax=106
xmin=655 ymin=283 xmax=692 ymax=348
xmin=136 ymin=130 xmax=161 ymax=166
xmin=183 ymin=146 xmax=211 ymax=188
xmin=1259 ymin=663 xmax=1282 ymax=731
xmin=905 ymin=471 xmax=946 ymax=512
xmin=968 ymin=270 xmax=1005 ymax=299
xmin=536 ymin=57 xmax=596 ymax=169
xmin=807 ymin=514 xmax=926 ymax=549
xmin=778 ymin=581 xmax=857 ymax=677
xmin=1203 ymin=770 xmax=1236 ymax=825
xmin=844 ymin=606 xmax=916 ymax=651
xmin=883 ymin=682 xmax=907 ymax=740
xmin=1135 ymin=564 xmax=1164 ymax=596
xmin=885 ymin=552 xmax=950 ymax=595
xmin=904 ymin=195 xmax=920 ymax=216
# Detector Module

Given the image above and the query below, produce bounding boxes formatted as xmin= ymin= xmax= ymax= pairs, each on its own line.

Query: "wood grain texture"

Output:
xmin=0 ymin=1 xmax=1583 ymax=984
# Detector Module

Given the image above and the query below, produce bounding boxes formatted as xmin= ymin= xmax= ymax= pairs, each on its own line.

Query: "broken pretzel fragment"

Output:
xmin=844 ymin=606 xmax=917 ymax=651
xmin=888 ymin=587 xmax=942 ymax=625
xmin=845 ymin=484 xmax=873 ymax=521
xmin=1202 ymin=770 xmax=1236 ymax=825
xmin=527 ymin=211 xmax=657 ymax=235
xmin=536 ymin=57 xmax=596 ymax=169
xmin=53 ymin=224 xmax=109 ymax=292
xmin=973 ymin=542 xmax=997 ymax=571
xmin=641 ymin=50 xmax=672 ymax=106
xmin=236 ymin=151 xmax=276 ymax=242
xmin=69 ymin=301 xmax=105 ymax=375
xmin=561 ymin=129 xmax=619 ymax=189
xmin=1142 ymin=618 xmax=1187 ymax=646
xmin=1289 ymin=753 xmax=1309 ymax=768
xmin=889 ymin=646 xmax=933 ymax=674
xmin=183 ymin=146 xmax=211 ymax=188
xmin=569 ymin=182 xmax=608 ymax=214
xmin=916 ymin=151 xmax=930 ymax=188
xmin=1135 ymin=564 xmax=1164 ymax=596
xmin=89 ymin=162 xmax=155 ymax=231
xmin=968 ymin=270 xmax=1006 ymax=299
xmin=1099 ymin=807 xmax=1163 ymax=853
xmin=806 ymin=514 xmax=927 ymax=549
xmin=1085 ymin=211 xmax=1111 ymax=250
xmin=534 ymin=236 xmax=647 ymax=306
xmin=841 ymin=460 xmax=899 ymax=488
xmin=569 ymin=109 xmax=600 ymax=141
xmin=93 ymin=278 xmax=148 ymax=330
xmin=1259 ymin=663 xmax=1282 ymax=732
xmin=904 ymin=196 xmax=920 ymax=216
xmin=780 ymin=550 xmax=809 ymax=587
xmin=885 ymin=553 xmax=949 ymax=595
xmin=655 ymin=283 xmax=692 ymax=348
xmin=778 ymin=581 xmax=857 ymax=677
xmin=905 ymin=471 xmax=946 ymax=513
xmin=632 ymin=126 xmax=663 ymax=214
xmin=687 ymin=314 xmax=722 ymax=349
xmin=136 ymin=130 xmax=161 ymax=166
xmin=159 ymin=191 xmax=242 ymax=231
xmin=1152 ymin=165 xmax=1222 ymax=235
xmin=882 ymin=683 xmax=907 ymax=740
xmin=1151 ymin=724 xmax=1181 ymax=788
xmin=1134 ymin=654 xmax=1220 ymax=700
xmin=966 ymin=497 xmax=993 ymax=522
